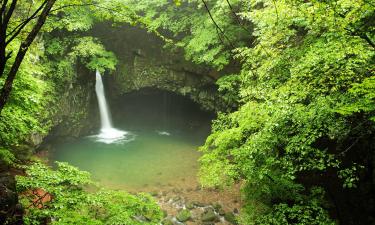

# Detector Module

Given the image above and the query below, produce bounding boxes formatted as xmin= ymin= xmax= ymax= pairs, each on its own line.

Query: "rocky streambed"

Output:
xmin=141 ymin=184 xmax=242 ymax=225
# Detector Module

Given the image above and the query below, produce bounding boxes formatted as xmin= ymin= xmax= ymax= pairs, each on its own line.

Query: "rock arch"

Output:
xmin=93 ymin=24 xmax=220 ymax=111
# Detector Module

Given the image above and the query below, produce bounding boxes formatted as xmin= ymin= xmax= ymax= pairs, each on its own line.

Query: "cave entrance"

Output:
xmin=112 ymin=88 xmax=214 ymax=136
xmin=48 ymin=88 xmax=214 ymax=191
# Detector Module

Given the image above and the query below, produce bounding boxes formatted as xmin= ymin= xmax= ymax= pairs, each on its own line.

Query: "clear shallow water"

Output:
xmin=48 ymin=89 xmax=213 ymax=190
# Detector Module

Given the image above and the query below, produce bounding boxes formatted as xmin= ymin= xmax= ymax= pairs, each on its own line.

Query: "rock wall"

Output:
xmin=47 ymin=66 xmax=97 ymax=139
xmin=28 ymin=23 xmax=224 ymax=147
xmin=30 ymin=65 xmax=97 ymax=149
xmin=93 ymin=24 xmax=221 ymax=111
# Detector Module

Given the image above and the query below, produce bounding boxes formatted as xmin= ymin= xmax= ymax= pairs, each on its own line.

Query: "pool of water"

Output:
xmin=48 ymin=89 xmax=213 ymax=190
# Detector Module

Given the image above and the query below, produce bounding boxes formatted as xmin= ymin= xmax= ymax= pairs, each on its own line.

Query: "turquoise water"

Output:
xmin=49 ymin=89 xmax=213 ymax=190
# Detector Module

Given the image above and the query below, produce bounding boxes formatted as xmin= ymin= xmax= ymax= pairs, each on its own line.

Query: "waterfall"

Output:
xmin=95 ymin=70 xmax=113 ymax=129
xmin=95 ymin=70 xmax=127 ymax=144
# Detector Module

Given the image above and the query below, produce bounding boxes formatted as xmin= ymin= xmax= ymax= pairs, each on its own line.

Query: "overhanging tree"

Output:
xmin=0 ymin=0 xmax=56 ymax=114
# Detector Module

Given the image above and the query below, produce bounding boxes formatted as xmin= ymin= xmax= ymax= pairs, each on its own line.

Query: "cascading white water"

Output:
xmin=95 ymin=70 xmax=113 ymax=129
xmin=95 ymin=70 xmax=127 ymax=144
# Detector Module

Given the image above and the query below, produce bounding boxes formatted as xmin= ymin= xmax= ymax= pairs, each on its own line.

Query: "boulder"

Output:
xmin=201 ymin=208 xmax=218 ymax=222
xmin=212 ymin=203 xmax=222 ymax=211
xmin=218 ymin=208 xmax=226 ymax=216
xmin=186 ymin=202 xmax=195 ymax=210
xmin=192 ymin=201 xmax=205 ymax=207
xmin=162 ymin=218 xmax=175 ymax=225
xmin=176 ymin=209 xmax=191 ymax=222
xmin=224 ymin=212 xmax=238 ymax=225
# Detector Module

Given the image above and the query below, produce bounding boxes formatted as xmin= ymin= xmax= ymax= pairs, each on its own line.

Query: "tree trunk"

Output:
xmin=0 ymin=0 xmax=56 ymax=114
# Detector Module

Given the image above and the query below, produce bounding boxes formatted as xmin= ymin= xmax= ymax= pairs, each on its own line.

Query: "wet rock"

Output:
xmin=150 ymin=191 xmax=158 ymax=197
xmin=171 ymin=196 xmax=181 ymax=202
xmin=200 ymin=223 xmax=215 ymax=225
xmin=224 ymin=212 xmax=238 ymax=225
xmin=186 ymin=202 xmax=195 ymax=210
xmin=212 ymin=203 xmax=222 ymax=211
xmin=201 ymin=208 xmax=218 ymax=222
xmin=162 ymin=218 xmax=175 ymax=225
xmin=176 ymin=209 xmax=192 ymax=222
xmin=192 ymin=201 xmax=205 ymax=207
xmin=172 ymin=188 xmax=181 ymax=193
xmin=29 ymin=133 xmax=44 ymax=147
xmin=218 ymin=208 xmax=226 ymax=216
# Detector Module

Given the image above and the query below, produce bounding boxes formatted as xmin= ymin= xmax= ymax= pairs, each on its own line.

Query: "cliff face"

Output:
xmin=28 ymin=24 xmax=223 ymax=147
xmin=93 ymin=24 xmax=221 ymax=112
xmin=28 ymin=66 xmax=97 ymax=150
xmin=47 ymin=66 xmax=97 ymax=139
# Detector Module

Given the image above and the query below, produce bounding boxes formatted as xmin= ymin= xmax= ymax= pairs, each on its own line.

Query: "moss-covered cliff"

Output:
xmin=93 ymin=24 xmax=221 ymax=111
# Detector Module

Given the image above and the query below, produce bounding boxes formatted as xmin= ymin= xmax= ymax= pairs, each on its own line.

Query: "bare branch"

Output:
xmin=6 ymin=0 xmax=47 ymax=46
xmin=225 ymin=0 xmax=251 ymax=34
xmin=201 ymin=0 xmax=235 ymax=50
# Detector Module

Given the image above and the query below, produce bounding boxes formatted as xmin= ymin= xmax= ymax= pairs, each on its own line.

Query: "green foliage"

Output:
xmin=69 ymin=37 xmax=117 ymax=72
xmin=0 ymin=148 xmax=16 ymax=167
xmin=2 ymin=0 xmax=374 ymax=224
xmin=16 ymin=162 xmax=162 ymax=225
xmin=0 ymin=0 xmax=132 ymax=149
xmin=338 ymin=76 xmax=375 ymax=121
xmin=194 ymin=0 xmax=374 ymax=223
xmin=0 ymin=41 xmax=54 ymax=149
xmin=337 ymin=163 xmax=364 ymax=189
xmin=122 ymin=0 xmax=249 ymax=69
xmin=216 ymin=75 xmax=242 ymax=109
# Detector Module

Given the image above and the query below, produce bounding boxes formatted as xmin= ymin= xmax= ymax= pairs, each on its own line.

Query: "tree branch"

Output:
xmin=345 ymin=28 xmax=375 ymax=49
xmin=49 ymin=3 xmax=98 ymax=13
xmin=225 ymin=0 xmax=251 ymax=34
xmin=0 ymin=0 xmax=56 ymax=114
xmin=361 ymin=33 xmax=375 ymax=49
xmin=1 ymin=0 xmax=9 ymax=23
xmin=3 ymin=0 xmax=17 ymax=27
xmin=6 ymin=0 xmax=47 ymax=46
xmin=201 ymin=0 xmax=236 ymax=50
xmin=339 ymin=138 xmax=360 ymax=156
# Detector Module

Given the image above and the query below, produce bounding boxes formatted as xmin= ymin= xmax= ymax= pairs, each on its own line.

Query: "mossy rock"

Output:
xmin=200 ymin=222 xmax=215 ymax=225
xmin=149 ymin=191 xmax=158 ymax=197
xmin=192 ymin=201 xmax=205 ymax=207
xmin=201 ymin=209 xmax=218 ymax=222
xmin=212 ymin=203 xmax=222 ymax=211
xmin=176 ymin=209 xmax=191 ymax=222
xmin=218 ymin=208 xmax=226 ymax=216
xmin=186 ymin=202 xmax=195 ymax=210
xmin=224 ymin=212 xmax=238 ymax=225
xmin=162 ymin=218 xmax=174 ymax=225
